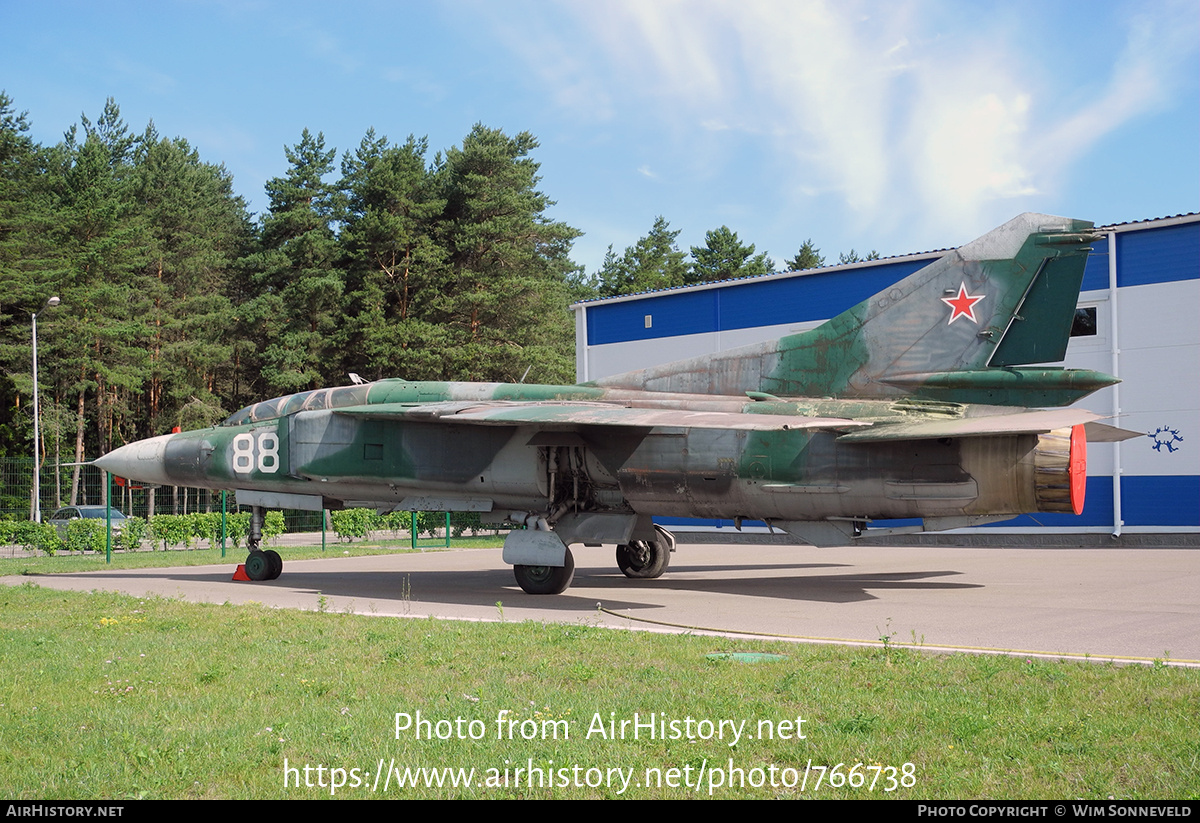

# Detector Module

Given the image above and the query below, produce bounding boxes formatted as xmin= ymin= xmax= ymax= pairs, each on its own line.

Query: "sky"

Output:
xmin=3 ymin=0 xmax=1197 ymax=275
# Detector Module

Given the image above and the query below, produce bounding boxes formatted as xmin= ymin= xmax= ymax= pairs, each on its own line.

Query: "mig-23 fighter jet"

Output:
xmin=96 ymin=213 xmax=1135 ymax=594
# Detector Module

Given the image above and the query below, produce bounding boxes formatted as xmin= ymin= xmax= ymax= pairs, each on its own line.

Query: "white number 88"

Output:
xmin=231 ymin=432 xmax=280 ymax=474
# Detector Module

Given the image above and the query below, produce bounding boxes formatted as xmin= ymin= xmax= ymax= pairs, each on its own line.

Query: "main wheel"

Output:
xmin=244 ymin=550 xmax=271 ymax=581
xmin=513 ymin=548 xmax=575 ymax=595
xmin=264 ymin=549 xmax=283 ymax=580
xmin=616 ymin=539 xmax=670 ymax=579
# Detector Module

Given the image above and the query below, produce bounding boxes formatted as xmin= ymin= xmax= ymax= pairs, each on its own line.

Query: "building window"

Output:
xmin=1070 ymin=307 xmax=1097 ymax=337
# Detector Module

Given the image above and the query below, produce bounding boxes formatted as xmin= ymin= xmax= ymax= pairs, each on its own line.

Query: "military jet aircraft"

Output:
xmin=95 ymin=213 xmax=1134 ymax=594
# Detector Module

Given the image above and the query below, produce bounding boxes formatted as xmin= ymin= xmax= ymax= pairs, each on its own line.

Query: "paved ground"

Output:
xmin=5 ymin=541 xmax=1198 ymax=664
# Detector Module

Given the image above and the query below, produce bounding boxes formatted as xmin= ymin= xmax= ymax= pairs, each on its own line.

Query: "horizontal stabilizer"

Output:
xmin=879 ymin=368 xmax=1119 ymax=407
xmin=334 ymin=401 xmax=867 ymax=433
xmin=1082 ymin=421 xmax=1146 ymax=443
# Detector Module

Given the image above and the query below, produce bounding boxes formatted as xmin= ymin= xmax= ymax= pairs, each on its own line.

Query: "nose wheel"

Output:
xmin=245 ymin=549 xmax=283 ymax=581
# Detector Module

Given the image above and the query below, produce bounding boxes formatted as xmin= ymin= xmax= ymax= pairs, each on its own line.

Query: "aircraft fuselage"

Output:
xmin=102 ymin=381 xmax=1075 ymax=529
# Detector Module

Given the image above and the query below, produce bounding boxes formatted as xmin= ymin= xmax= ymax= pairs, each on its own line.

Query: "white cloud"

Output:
xmin=381 ymin=67 xmax=448 ymax=101
xmin=495 ymin=0 xmax=1196 ymax=246
xmin=1035 ymin=0 xmax=1199 ymax=175
xmin=902 ymin=45 xmax=1040 ymax=235
xmin=107 ymin=55 xmax=177 ymax=97
xmin=475 ymin=3 xmax=616 ymax=122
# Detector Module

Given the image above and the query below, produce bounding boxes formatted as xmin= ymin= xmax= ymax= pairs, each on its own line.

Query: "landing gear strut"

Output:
xmin=243 ymin=506 xmax=282 ymax=581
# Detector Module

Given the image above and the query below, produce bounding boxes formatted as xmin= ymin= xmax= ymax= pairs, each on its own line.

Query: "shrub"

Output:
xmin=119 ymin=516 xmax=148 ymax=552
xmin=263 ymin=510 xmax=286 ymax=544
xmin=380 ymin=511 xmax=411 ymax=538
xmin=331 ymin=508 xmax=377 ymax=542
xmin=64 ymin=519 xmax=106 ymax=553
xmin=10 ymin=521 xmax=63 ymax=555
xmin=149 ymin=514 xmax=192 ymax=550
xmin=450 ymin=511 xmax=483 ymax=537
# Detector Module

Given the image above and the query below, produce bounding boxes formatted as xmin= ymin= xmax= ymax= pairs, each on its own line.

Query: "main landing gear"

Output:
xmin=615 ymin=524 xmax=675 ymax=580
xmin=242 ymin=505 xmax=283 ymax=582
xmin=509 ymin=523 xmax=677 ymax=593
xmin=513 ymin=547 xmax=576 ymax=595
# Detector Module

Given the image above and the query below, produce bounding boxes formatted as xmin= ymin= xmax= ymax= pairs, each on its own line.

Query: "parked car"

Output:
xmin=47 ymin=505 xmax=127 ymax=539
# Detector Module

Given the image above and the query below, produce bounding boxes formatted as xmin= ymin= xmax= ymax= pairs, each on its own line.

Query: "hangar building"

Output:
xmin=572 ymin=214 xmax=1199 ymax=538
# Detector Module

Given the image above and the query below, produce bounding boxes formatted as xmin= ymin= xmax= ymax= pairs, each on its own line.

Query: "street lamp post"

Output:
xmin=31 ymin=296 xmax=60 ymax=523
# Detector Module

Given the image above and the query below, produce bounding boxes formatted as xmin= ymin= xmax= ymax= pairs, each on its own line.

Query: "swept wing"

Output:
xmin=332 ymin=400 xmax=868 ymax=433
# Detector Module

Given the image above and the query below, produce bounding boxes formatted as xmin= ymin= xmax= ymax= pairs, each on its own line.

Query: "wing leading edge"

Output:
xmin=332 ymin=401 xmax=867 ymax=432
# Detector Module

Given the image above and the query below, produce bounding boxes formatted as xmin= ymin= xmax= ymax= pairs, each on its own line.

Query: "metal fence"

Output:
xmin=1 ymin=458 xmax=323 ymax=532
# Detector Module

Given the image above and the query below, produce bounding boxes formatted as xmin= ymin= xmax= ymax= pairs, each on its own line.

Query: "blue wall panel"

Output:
xmin=1120 ymin=475 xmax=1200 ymax=526
xmin=1081 ymin=242 xmax=1110 ymax=292
xmin=585 ymin=219 xmax=1197 ymax=534
xmin=585 ymin=221 xmax=1197 ymax=347
xmin=587 ymin=290 xmax=717 ymax=346
xmin=1117 ymin=223 xmax=1200 ymax=287
xmin=586 ymin=259 xmax=932 ymax=345
xmin=715 ymin=260 xmax=931 ymax=331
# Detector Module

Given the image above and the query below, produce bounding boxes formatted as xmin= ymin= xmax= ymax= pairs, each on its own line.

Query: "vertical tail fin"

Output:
xmin=594 ymin=213 xmax=1117 ymax=406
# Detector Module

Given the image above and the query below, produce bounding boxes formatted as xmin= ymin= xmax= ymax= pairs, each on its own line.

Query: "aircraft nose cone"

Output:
xmin=94 ymin=434 xmax=176 ymax=486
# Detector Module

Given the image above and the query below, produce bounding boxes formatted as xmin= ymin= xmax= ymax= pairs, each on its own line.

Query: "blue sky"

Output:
xmin=3 ymin=0 xmax=1197 ymax=274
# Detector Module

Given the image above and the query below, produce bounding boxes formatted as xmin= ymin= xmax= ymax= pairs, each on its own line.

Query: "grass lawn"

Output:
xmin=0 ymin=579 xmax=1196 ymax=799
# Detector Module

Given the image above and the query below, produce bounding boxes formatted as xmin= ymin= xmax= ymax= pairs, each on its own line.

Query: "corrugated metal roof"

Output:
xmin=1098 ymin=212 xmax=1200 ymax=231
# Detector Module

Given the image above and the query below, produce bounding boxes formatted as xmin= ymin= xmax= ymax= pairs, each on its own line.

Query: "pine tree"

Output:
xmin=0 ymin=92 xmax=51 ymax=461
xmin=338 ymin=130 xmax=446 ymax=381
xmin=59 ymin=102 xmax=154 ymax=485
xmin=594 ymin=216 xmax=690 ymax=297
xmin=131 ymin=127 xmax=252 ymax=434
xmin=246 ymin=129 xmax=344 ymax=394
xmin=837 ymin=249 xmax=881 ymax=265
xmin=786 ymin=239 xmax=825 ymax=271
xmin=434 ymin=125 xmax=578 ymax=384
xmin=690 ymin=226 xmax=774 ymax=282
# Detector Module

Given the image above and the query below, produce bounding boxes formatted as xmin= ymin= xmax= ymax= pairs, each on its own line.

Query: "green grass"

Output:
xmin=0 ymin=535 xmax=504 ymax=575
xmin=0 ymin=583 xmax=1196 ymax=799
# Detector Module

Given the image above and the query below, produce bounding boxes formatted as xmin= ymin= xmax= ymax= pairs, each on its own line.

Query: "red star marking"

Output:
xmin=941 ymin=282 xmax=985 ymax=325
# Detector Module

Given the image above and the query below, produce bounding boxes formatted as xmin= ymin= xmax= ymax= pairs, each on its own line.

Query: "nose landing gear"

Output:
xmin=242 ymin=505 xmax=282 ymax=581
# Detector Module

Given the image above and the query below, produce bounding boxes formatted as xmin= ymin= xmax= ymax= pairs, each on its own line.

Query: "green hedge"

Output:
xmin=0 ymin=520 xmax=62 ymax=555
xmin=144 ymin=511 xmax=287 ymax=550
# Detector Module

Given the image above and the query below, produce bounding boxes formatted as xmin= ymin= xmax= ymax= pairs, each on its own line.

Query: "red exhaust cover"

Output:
xmin=1069 ymin=424 xmax=1087 ymax=515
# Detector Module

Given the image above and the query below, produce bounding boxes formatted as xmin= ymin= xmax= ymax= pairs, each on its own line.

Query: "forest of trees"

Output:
xmin=0 ymin=92 xmax=870 ymax=479
xmin=0 ymin=95 xmax=584 ymax=474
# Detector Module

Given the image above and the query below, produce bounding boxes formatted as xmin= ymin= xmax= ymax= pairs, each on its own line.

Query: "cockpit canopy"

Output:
xmin=222 ymin=384 xmax=373 ymax=426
